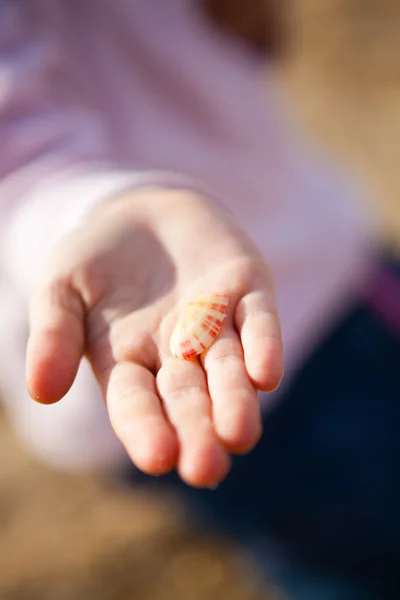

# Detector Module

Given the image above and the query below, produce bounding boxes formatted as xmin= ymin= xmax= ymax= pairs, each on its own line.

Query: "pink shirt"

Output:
xmin=0 ymin=0 xmax=373 ymax=386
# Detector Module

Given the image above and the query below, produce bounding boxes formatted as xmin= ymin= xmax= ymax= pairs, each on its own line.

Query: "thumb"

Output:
xmin=26 ymin=276 xmax=85 ymax=404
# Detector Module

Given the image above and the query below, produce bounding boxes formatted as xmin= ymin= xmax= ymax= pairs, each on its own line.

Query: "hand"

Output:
xmin=26 ymin=188 xmax=283 ymax=487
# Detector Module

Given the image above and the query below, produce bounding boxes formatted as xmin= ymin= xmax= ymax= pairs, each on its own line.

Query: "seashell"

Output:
xmin=170 ymin=293 xmax=229 ymax=360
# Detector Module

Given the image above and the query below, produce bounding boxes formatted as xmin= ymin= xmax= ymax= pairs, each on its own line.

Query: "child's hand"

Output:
xmin=26 ymin=188 xmax=283 ymax=487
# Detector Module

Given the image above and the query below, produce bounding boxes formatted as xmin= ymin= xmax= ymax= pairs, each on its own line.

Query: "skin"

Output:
xmin=26 ymin=188 xmax=283 ymax=488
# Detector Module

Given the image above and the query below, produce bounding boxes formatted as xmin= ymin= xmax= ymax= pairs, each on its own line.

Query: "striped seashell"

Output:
xmin=170 ymin=293 xmax=229 ymax=360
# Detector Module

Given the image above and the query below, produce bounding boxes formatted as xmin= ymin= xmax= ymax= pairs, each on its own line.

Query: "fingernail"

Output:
xmin=208 ymin=483 xmax=219 ymax=491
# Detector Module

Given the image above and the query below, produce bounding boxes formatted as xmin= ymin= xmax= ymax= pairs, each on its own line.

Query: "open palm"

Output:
xmin=26 ymin=189 xmax=283 ymax=487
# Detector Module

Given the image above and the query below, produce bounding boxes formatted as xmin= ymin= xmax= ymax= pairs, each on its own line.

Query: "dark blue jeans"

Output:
xmin=124 ymin=255 xmax=400 ymax=600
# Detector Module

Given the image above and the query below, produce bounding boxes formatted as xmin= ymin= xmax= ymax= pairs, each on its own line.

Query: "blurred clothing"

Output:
xmin=124 ymin=252 xmax=400 ymax=600
xmin=0 ymin=0 xmax=372 ymax=405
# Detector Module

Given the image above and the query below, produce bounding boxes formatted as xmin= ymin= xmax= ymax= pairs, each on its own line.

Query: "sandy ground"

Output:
xmin=282 ymin=0 xmax=400 ymax=250
xmin=0 ymin=412 xmax=278 ymax=600
xmin=0 ymin=2 xmax=399 ymax=599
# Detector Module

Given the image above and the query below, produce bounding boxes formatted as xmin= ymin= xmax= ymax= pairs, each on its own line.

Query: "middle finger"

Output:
xmin=157 ymin=356 xmax=231 ymax=488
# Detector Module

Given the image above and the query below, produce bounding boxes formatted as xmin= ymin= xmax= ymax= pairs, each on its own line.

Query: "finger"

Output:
xmin=157 ymin=357 xmax=231 ymax=488
xmin=235 ymin=290 xmax=284 ymax=391
xmin=201 ymin=327 xmax=262 ymax=454
xmin=26 ymin=277 xmax=85 ymax=404
xmin=103 ymin=361 xmax=178 ymax=476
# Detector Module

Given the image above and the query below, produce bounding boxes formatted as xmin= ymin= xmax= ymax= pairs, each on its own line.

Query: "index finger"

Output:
xmin=100 ymin=361 xmax=179 ymax=476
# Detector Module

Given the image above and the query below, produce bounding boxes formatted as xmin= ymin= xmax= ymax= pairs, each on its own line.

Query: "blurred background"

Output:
xmin=0 ymin=1 xmax=399 ymax=599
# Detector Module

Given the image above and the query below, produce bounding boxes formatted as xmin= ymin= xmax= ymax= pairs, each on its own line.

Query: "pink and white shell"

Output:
xmin=170 ymin=293 xmax=229 ymax=360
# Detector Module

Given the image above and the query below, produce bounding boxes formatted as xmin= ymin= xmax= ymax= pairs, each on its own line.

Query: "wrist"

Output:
xmin=85 ymin=184 xmax=225 ymax=227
